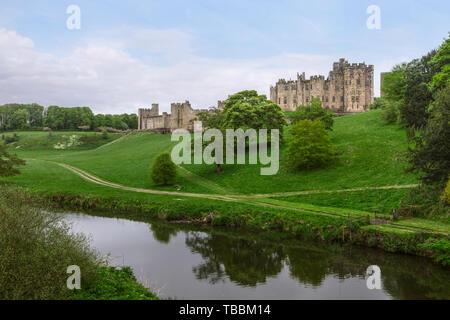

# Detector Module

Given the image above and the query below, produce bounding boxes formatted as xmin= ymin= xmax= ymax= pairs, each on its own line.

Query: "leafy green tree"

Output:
xmin=222 ymin=90 xmax=287 ymax=135
xmin=0 ymin=145 xmax=26 ymax=177
xmin=291 ymin=97 xmax=334 ymax=130
xmin=382 ymin=64 xmax=407 ymax=103
xmin=429 ymin=35 xmax=450 ymax=94
xmin=196 ymin=108 xmax=224 ymax=129
xmin=150 ymin=152 xmax=177 ymax=185
xmin=407 ymin=83 xmax=450 ymax=184
xmin=286 ymin=120 xmax=334 ymax=170
xmin=11 ymin=109 xmax=29 ymax=130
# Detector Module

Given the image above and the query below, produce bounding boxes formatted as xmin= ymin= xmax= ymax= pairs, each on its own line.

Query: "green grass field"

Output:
xmin=1 ymin=110 xmax=448 ymax=240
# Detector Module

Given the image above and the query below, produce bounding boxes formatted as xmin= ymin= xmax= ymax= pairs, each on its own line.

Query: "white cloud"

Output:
xmin=0 ymin=27 xmax=387 ymax=114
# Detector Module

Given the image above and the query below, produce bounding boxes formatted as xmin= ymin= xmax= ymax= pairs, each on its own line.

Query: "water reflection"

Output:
xmin=67 ymin=213 xmax=450 ymax=300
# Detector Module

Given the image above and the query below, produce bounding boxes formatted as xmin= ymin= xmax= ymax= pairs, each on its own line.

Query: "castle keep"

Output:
xmin=138 ymin=101 xmax=224 ymax=133
xmin=270 ymin=59 xmax=374 ymax=112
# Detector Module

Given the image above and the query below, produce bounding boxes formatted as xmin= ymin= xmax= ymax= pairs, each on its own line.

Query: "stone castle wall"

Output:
xmin=270 ymin=58 xmax=374 ymax=112
xmin=138 ymin=101 xmax=224 ymax=133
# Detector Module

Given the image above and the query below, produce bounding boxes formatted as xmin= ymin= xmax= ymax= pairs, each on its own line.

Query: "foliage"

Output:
xmin=369 ymin=97 xmax=388 ymax=110
xmin=196 ymin=107 xmax=224 ymax=129
xmin=407 ymin=83 xmax=450 ymax=184
xmin=150 ymin=152 xmax=177 ymax=185
xmin=0 ymin=103 xmax=138 ymax=132
xmin=381 ymin=64 xmax=407 ymax=103
xmin=429 ymin=35 xmax=450 ymax=94
xmin=419 ymin=238 xmax=450 ymax=266
xmin=101 ymin=129 xmax=108 ymax=139
xmin=291 ymin=97 xmax=334 ymax=130
xmin=0 ymin=144 xmax=26 ymax=177
xmin=286 ymin=120 xmax=334 ymax=170
xmin=398 ymin=182 xmax=449 ymax=219
xmin=381 ymin=100 xmax=400 ymax=124
xmin=222 ymin=90 xmax=287 ymax=135
xmin=443 ymin=176 xmax=450 ymax=205
xmin=75 ymin=266 xmax=158 ymax=300
xmin=0 ymin=187 xmax=99 ymax=300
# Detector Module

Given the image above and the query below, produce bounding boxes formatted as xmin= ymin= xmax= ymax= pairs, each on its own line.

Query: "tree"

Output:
xmin=222 ymin=90 xmax=287 ymax=136
xmin=381 ymin=100 xmax=400 ymax=124
xmin=286 ymin=120 xmax=334 ymax=170
xmin=291 ymin=97 xmax=334 ymax=130
xmin=429 ymin=35 xmax=450 ymax=94
xmin=382 ymin=64 xmax=407 ymax=103
xmin=407 ymin=83 xmax=450 ymax=184
xmin=150 ymin=152 xmax=177 ymax=185
xmin=196 ymin=108 xmax=224 ymax=129
xmin=0 ymin=145 xmax=26 ymax=177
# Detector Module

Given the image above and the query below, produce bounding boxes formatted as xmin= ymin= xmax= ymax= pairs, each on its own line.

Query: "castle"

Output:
xmin=138 ymin=101 xmax=225 ymax=133
xmin=270 ymin=58 xmax=374 ymax=112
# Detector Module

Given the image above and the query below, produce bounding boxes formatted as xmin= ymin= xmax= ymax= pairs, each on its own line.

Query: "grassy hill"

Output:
xmin=3 ymin=110 xmax=418 ymax=212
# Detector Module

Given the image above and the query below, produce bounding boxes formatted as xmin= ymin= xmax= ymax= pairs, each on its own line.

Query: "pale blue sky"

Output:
xmin=0 ymin=0 xmax=448 ymax=113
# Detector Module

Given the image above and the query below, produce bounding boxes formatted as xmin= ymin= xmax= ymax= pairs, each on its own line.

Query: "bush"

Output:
xmin=0 ymin=188 xmax=99 ymax=299
xmin=150 ymin=152 xmax=177 ymax=185
xmin=291 ymin=98 xmax=334 ymax=130
xmin=398 ymin=183 xmax=449 ymax=219
xmin=369 ymin=97 xmax=388 ymax=110
xmin=75 ymin=266 xmax=158 ymax=300
xmin=286 ymin=120 xmax=334 ymax=170
xmin=419 ymin=238 xmax=450 ymax=266
xmin=381 ymin=100 xmax=400 ymax=124
xmin=101 ymin=129 xmax=108 ymax=139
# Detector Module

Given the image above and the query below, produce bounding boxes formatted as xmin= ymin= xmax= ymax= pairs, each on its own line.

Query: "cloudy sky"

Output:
xmin=0 ymin=0 xmax=448 ymax=114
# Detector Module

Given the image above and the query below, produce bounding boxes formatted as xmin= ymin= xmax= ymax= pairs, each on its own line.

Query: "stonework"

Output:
xmin=138 ymin=101 xmax=224 ymax=133
xmin=270 ymin=58 xmax=374 ymax=112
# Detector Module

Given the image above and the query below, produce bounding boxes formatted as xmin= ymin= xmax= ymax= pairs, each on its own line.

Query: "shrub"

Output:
xmin=381 ymin=100 xmax=400 ymax=124
xmin=150 ymin=152 xmax=177 ymax=185
xmin=75 ymin=266 xmax=158 ymax=300
xmin=369 ymin=97 xmax=388 ymax=110
xmin=286 ymin=120 xmax=334 ymax=170
xmin=0 ymin=188 xmax=99 ymax=299
xmin=419 ymin=238 xmax=450 ymax=266
xmin=291 ymin=97 xmax=334 ymax=130
xmin=101 ymin=129 xmax=108 ymax=139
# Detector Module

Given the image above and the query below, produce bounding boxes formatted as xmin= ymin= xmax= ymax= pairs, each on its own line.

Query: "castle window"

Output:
xmin=292 ymin=85 xmax=296 ymax=90
xmin=332 ymin=96 xmax=335 ymax=102
xmin=285 ymin=86 xmax=289 ymax=91
xmin=365 ymin=80 xmax=370 ymax=86
xmin=293 ymin=98 xmax=297 ymax=105
xmin=335 ymin=85 xmax=339 ymax=91
xmin=356 ymin=96 xmax=360 ymax=102
xmin=284 ymin=97 xmax=287 ymax=104
xmin=352 ymin=96 xmax=355 ymax=102
xmin=341 ymin=96 xmax=344 ymax=102
xmin=326 ymin=97 xmax=329 ymax=102
xmin=357 ymin=79 xmax=361 ymax=85
xmin=278 ymin=98 xmax=281 ymax=104
xmin=306 ymin=98 xmax=309 ymax=103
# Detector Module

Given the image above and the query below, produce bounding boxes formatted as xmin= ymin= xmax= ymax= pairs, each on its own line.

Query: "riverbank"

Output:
xmin=35 ymin=188 xmax=449 ymax=266
xmin=0 ymin=187 xmax=159 ymax=300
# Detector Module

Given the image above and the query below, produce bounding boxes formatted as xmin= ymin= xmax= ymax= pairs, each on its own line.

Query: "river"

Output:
xmin=66 ymin=212 xmax=450 ymax=300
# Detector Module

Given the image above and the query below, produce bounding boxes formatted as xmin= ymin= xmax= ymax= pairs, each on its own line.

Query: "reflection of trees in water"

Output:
xmin=149 ymin=222 xmax=450 ymax=298
xmin=285 ymin=248 xmax=333 ymax=287
xmin=185 ymin=232 xmax=285 ymax=286
xmin=149 ymin=223 xmax=179 ymax=244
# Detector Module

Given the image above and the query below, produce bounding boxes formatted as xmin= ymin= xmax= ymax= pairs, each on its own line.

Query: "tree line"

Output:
xmin=374 ymin=34 xmax=449 ymax=217
xmin=0 ymin=104 xmax=138 ymax=131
